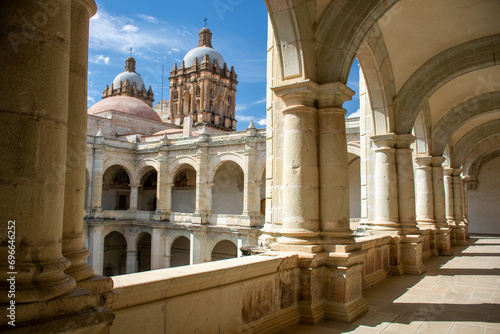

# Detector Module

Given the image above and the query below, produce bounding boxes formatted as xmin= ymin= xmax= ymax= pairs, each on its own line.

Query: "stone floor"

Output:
xmin=281 ymin=236 xmax=500 ymax=334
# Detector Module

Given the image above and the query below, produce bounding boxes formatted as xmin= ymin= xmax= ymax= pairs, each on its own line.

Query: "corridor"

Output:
xmin=282 ymin=236 xmax=500 ymax=333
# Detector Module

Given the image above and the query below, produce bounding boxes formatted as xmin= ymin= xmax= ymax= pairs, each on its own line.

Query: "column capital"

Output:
xmin=271 ymin=80 xmax=317 ymax=109
xmin=395 ymin=134 xmax=415 ymax=149
xmin=371 ymin=133 xmax=396 ymax=150
xmin=315 ymin=82 xmax=354 ymax=108
xmin=443 ymin=168 xmax=454 ymax=176
xmin=431 ymin=156 xmax=446 ymax=167
xmin=468 ymin=180 xmax=479 ymax=190
xmin=414 ymin=155 xmax=433 ymax=168
xmin=73 ymin=0 xmax=98 ymax=16
xmin=452 ymin=168 xmax=463 ymax=177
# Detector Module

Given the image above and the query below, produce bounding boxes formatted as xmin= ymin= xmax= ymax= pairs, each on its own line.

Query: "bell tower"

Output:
xmin=169 ymin=28 xmax=238 ymax=132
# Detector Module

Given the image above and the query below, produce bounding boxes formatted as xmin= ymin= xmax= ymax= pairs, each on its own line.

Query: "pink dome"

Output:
xmin=88 ymin=96 xmax=161 ymax=122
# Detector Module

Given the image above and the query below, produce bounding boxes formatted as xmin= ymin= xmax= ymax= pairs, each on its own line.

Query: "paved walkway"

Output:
xmin=281 ymin=236 xmax=500 ymax=334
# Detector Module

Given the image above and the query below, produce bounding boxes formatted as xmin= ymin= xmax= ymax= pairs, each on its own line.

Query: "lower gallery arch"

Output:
xmin=103 ymin=231 xmax=127 ymax=276
xmin=138 ymin=169 xmax=157 ymax=211
xmin=172 ymin=165 xmax=196 ymax=213
xmin=211 ymin=240 xmax=238 ymax=262
xmin=102 ymin=165 xmax=131 ymax=210
xmin=468 ymin=155 xmax=500 ymax=235
xmin=260 ymin=168 xmax=266 ymax=216
xmin=212 ymin=161 xmax=244 ymax=215
xmin=170 ymin=236 xmax=190 ymax=267
xmin=137 ymin=233 xmax=151 ymax=272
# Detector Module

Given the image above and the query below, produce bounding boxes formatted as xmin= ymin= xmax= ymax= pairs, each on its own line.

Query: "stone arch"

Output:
xmin=103 ymin=231 xmax=127 ymax=276
xmin=211 ymin=239 xmax=238 ymax=262
xmin=103 ymin=158 xmax=135 ymax=184
xmin=211 ymin=160 xmax=244 ymax=215
xmin=432 ymin=93 xmax=500 ymax=157
xmin=208 ymin=153 xmax=244 ymax=183
xmin=348 ymin=154 xmax=361 ymax=220
xmin=462 ymin=134 xmax=500 ymax=178
xmin=167 ymin=156 xmax=198 ymax=177
xmin=314 ymin=0 xmax=399 ymax=84
xmin=413 ymin=107 xmax=431 ymax=156
xmin=356 ymin=25 xmax=396 ymax=135
xmin=347 ymin=143 xmax=361 ymax=159
xmin=136 ymin=159 xmax=158 ymax=178
xmin=102 ymin=165 xmax=132 ymax=210
xmin=395 ymin=34 xmax=500 ymax=134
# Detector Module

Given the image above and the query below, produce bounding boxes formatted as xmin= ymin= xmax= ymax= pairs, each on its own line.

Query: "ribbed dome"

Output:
xmin=183 ymin=46 xmax=225 ymax=66
xmin=88 ymin=96 xmax=161 ymax=122
xmin=112 ymin=72 xmax=145 ymax=89
xmin=112 ymin=56 xmax=145 ymax=89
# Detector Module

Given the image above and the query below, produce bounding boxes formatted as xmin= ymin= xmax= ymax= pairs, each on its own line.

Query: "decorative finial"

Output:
xmin=248 ymin=120 xmax=256 ymax=130
xmin=129 ymin=47 xmax=133 ymax=57
xmin=204 ymin=17 xmax=208 ymax=28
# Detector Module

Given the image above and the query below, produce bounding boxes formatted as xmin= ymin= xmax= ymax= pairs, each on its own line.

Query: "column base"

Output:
xmin=324 ymin=297 xmax=369 ymax=323
xmin=298 ymin=302 xmax=324 ymax=325
xmin=0 ymin=286 xmax=114 ymax=333
xmin=389 ymin=235 xmax=426 ymax=276
xmin=455 ymin=222 xmax=468 ymax=245
xmin=436 ymin=227 xmax=453 ymax=256
xmin=153 ymin=209 xmax=170 ymax=221
xmin=64 ymin=247 xmax=94 ymax=282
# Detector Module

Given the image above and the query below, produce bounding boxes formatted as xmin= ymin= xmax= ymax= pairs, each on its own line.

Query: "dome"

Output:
xmin=88 ymin=96 xmax=161 ymax=122
xmin=183 ymin=46 xmax=225 ymax=67
xmin=112 ymin=71 xmax=145 ymax=90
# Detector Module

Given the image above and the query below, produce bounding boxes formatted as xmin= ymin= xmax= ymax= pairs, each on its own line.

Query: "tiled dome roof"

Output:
xmin=88 ymin=96 xmax=161 ymax=122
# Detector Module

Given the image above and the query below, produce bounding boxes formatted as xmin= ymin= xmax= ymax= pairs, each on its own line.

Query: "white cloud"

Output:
xmin=137 ymin=14 xmax=158 ymax=24
xmin=121 ymin=24 xmax=139 ymax=32
xmin=90 ymin=54 xmax=110 ymax=64
xmin=257 ymin=119 xmax=266 ymax=126
xmin=89 ymin=8 xmax=192 ymax=56
xmin=236 ymin=98 xmax=266 ymax=112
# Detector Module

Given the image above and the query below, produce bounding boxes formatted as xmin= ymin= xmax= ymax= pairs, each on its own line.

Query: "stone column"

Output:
xmin=443 ymin=168 xmax=456 ymax=244
xmin=371 ymin=134 xmax=399 ymax=233
xmin=126 ymin=250 xmax=138 ymax=274
xmin=432 ymin=157 xmax=452 ymax=255
xmin=0 ymin=0 xmax=76 ymax=303
xmin=452 ymin=169 xmax=467 ymax=245
xmin=62 ymin=0 xmax=96 ymax=282
xmin=151 ymin=225 xmax=167 ymax=269
xmin=129 ymin=183 xmax=140 ymax=211
xmin=196 ymin=143 xmax=209 ymax=223
xmin=155 ymin=151 xmax=170 ymax=221
xmin=190 ymin=228 xmax=208 ymax=264
xmin=207 ymin=183 xmax=214 ymax=217
xmin=91 ymin=139 xmax=105 ymax=213
xmin=242 ymin=134 xmax=260 ymax=226
xmin=461 ymin=176 xmax=470 ymax=238
xmin=395 ymin=135 xmax=419 ymax=234
xmin=316 ymin=83 xmax=355 ymax=247
xmin=271 ymin=82 xmax=320 ymax=247
xmin=87 ymin=223 xmax=105 ymax=275
xmin=415 ymin=156 xmax=438 ymax=257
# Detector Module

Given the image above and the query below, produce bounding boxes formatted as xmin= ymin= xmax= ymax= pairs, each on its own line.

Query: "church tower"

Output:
xmin=169 ymin=28 xmax=238 ymax=132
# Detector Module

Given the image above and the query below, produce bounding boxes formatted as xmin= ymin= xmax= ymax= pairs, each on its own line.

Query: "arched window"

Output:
xmin=211 ymin=240 xmax=237 ymax=261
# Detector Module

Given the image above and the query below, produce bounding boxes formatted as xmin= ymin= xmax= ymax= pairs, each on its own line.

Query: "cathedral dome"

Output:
xmin=183 ymin=46 xmax=225 ymax=66
xmin=112 ymin=56 xmax=145 ymax=89
xmin=182 ymin=28 xmax=225 ymax=66
xmin=88 ymin=96 xmax=161 ymax=122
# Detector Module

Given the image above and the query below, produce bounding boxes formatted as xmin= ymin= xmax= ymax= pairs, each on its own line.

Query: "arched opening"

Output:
xmin=102 ymin=165 xmax=131 ymax=210
xmin=211 ymin=240 xmax=237 ymax=261
xmin=172 ymin=165 xmax=196 ymax=213
xmin=212 ymin=161 xmax=244 ymax=215
xmin=217 ymin=95 xmax=223 ymax=116
xmin=348 ymin=154 xmax=361 ymax=220
xmin=170 ymin=236 xmax=190 ymax=267
xmin=103 ymin=231 xmax=127 ymax=276
xmin=139 ymin=169 xmax=157 ymax=211
xmin=137 ymin=233 xmax=151 ymax=272
xmin=183 ymin=92 xmax=191 ymax=114
xmin=469 ymin=155 xmax=500 ymax=234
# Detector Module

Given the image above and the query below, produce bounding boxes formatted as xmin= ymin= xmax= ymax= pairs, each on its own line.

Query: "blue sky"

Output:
xmin=88 ymin=1 xmax=360 ymax=131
